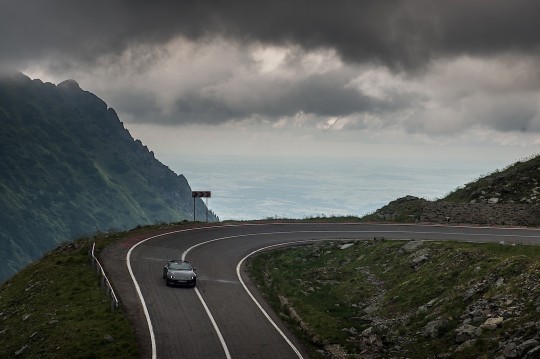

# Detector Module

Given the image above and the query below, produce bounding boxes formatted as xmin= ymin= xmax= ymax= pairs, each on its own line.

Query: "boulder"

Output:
xmin=455 ymin=324 xmax=482 ymax=344
xmin=423 ymin=319 xmax=448 ymax=339
xmin=504 ymin=342 xmax=518 ymax=358
xmin=411 ymin=254 xmax=429 ymax=268
xmin=481 ymin=317 xmax=504 ymax=330
xmin=361 ymin=327 xmax=373 ymax=336
xmin=400 ymin=240 xmax=424 ymax=253
xmin=368 ymin=334 xmax=383 ymax=348
xmin=523 ymin=345 xmax=540 ymax=358
xmin=455 ymin=339 xmax=476 ymax=352
xmin=519 ymin=340 xmax=540 ymax=357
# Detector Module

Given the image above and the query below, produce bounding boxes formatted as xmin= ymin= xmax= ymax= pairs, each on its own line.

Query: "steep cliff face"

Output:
xmin=0 ymin=72 xmax=218 ymax=282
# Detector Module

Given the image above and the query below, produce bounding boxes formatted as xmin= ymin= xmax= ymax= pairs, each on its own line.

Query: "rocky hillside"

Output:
xmin=445 ymin=155 xmax=540 ymax=205
xmin=364 ymin=155 xmax=540 ymax=227
xmin=0 ymin=72 xmax=218 ymax=283
xmin=250 ymin=239 xmax=540 ymax=359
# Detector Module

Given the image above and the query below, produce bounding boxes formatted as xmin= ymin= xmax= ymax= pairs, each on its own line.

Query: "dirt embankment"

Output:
xmin=421 ymin=202 xmax=540 ymax=227
xmin=370 ymin=195 xmax=540 ymax=227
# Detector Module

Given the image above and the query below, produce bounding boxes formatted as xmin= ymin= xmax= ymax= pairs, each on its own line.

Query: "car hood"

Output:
xmin=169 ymin=270 xmax=196 ymax=279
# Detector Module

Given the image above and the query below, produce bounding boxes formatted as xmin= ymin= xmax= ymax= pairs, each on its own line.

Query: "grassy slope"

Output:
xmin=248 ymin=239 xmax=540 ymax=358
xmin=0 ymin=233 xmax=139 ymax=359
xmin=444 ymin=154 xmax=540 ymax=204
xmin=360 ymin=154 xmax=540 ymax=224
xmin=3 ymin=221 xmax=540 ymax=358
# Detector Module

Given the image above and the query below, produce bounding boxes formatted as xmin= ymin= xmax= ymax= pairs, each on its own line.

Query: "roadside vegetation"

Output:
xmin=0 ymin=232 xmax=140 ymax=359
xmin=248 ymin=239 xmax=540 ymax=358
xmin=4 ymin=220 xmax=540 ymax=358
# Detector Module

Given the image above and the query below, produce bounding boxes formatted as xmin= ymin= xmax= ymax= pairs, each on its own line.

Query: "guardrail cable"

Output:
xmin=90 ymin=242 xmax=119 ymax=312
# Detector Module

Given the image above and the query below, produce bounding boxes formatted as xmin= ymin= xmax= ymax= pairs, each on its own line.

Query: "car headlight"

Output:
xmin=168 ymin=274 xmax=175 ymax=279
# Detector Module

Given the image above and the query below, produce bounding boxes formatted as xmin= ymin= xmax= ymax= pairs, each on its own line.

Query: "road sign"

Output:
xmin=192 ymin=191 xmax=212 ymax=222
xmin=192 ymin=191 xmax=211 ymax=198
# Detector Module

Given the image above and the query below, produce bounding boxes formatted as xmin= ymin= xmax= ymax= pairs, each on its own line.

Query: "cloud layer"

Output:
xmin=3 ymin=0 xmax=540 ymax=153
xmin=2 ymin=0 xmax=540 ymax=68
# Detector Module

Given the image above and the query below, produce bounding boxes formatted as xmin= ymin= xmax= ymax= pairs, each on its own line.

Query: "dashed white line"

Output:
xmin=125 ymin=223 xmax=540 ymax=358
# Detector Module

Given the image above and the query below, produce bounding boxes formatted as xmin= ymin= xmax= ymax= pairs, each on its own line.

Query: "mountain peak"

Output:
xmin=0 ymin=73 xmax=218 ymax=283
xmin=57 ymin=79 xmax=81 ymax=91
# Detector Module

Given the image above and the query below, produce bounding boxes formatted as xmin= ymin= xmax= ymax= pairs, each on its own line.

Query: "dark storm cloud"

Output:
xmin=159 ymin=70 xmax=413 ymax=125
xmin=486 ymin=101 xmax=539 ymax=133
xmin=5 ymin=0 xmax=540 ymax=136
xmin=107 ymin=89 xmax=161 ymax=120
xmin=167 ymin=75 xmax=377 ymax=124
xmin=1 ymin=0 xmax=540 ymax=69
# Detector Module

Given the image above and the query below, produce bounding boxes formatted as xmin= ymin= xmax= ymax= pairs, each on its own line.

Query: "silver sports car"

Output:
xmin=163 ymin=260 xmax=197 ymax=287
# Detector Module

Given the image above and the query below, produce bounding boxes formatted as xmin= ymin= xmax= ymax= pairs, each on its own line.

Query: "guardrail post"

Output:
xmin=89 ymin=249 xmax=94 ymax=266
xmin=91 ymin=242 xmax=120 ymax=312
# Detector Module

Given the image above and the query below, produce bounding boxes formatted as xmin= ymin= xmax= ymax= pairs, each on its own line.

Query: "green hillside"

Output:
xmin=250 ymin=239 xmax=540 ymax=358
xmin=0 ymin=233 xmax=139 ymax=359
xmin=444 ymin=155 xmax=540 ymax=204
xmin=362 ymin=155 xmax=540 ymax=226
xmin=0 ymin=72 xmax=217 ymax=283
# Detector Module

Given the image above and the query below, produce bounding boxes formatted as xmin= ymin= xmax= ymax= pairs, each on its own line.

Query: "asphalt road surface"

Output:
xmin=101 ymin=222 xmax=540 ymax=358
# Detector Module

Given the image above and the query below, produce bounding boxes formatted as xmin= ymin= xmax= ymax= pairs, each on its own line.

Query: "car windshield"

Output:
xmin=169 ymin=262 xmax=192 ymax=271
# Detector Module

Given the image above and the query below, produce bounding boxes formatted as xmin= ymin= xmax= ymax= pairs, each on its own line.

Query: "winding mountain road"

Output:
xmin=100 ymin=222 xmax=540 ymax=358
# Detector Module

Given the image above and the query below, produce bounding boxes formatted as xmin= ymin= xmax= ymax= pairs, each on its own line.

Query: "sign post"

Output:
xmin=191 ymin=191 xmax=211 ymax=222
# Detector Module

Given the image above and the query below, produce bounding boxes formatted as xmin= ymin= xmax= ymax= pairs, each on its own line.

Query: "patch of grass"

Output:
xmin=0 ymin=220 xmax=211 ymax=359
xmin=248 ymin=240 xmax=540 ymax=358
xmin=0 ymin=234 xmax=139 ymax=359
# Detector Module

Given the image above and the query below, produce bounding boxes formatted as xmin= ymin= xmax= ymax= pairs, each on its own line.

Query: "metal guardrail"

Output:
xmin=90 ymin=242 xmax=119 ymax=312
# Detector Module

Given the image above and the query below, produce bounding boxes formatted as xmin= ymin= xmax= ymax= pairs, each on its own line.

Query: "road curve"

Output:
xmin=101 ymin=222 xmax=540 ymax=358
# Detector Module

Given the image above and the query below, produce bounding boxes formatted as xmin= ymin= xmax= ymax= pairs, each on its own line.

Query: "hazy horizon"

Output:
xmin=159 ymin=153 xmax=513 ymax=220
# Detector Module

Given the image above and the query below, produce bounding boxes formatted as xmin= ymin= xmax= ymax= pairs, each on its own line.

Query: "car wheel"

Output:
xmin=165 ymin=280 xmax=170 ymax=286
xmin=192 ymin=279 xmax=197 ymax=287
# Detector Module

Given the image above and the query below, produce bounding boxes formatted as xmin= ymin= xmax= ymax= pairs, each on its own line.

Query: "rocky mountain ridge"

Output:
xmin=0 ymin=72 xmax=217 ymax=283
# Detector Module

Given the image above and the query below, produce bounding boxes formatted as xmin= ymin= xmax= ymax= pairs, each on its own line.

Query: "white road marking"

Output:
xmin=127 ymin=237 xmax=159 ymax=359
xmin=125 ymin=226 xmax=229 ymax=359
xmin=194 ymin=287 xmax=232 ymax=359
xmin=125 ymin=223 xmax=540 ymax=358
xmin=125 ymin=224 xmax=251 ymax=359
xmin=236 ymin=240 xmax=320 ymax=359
xmin=125 ymin=224 xmax=245 ymax=359
xmin=181 ymin=233 xmax=330 ymax=358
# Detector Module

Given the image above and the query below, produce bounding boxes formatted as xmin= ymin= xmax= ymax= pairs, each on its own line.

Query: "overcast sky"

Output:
xmin=2 ymin=0 xmax=540 ymax=165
